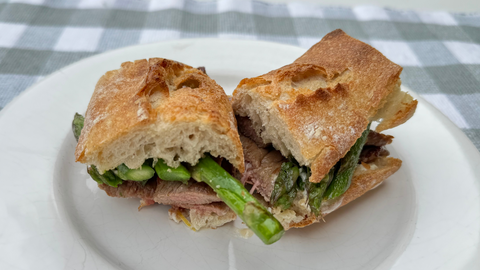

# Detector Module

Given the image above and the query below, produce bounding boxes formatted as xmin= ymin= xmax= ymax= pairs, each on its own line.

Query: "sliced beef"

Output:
xmin=359 ymin=146 xmax=390 ymax=163
xmin=236 ymin=116 xmax=268 ymax=148
xmin=240 ymin=135 xmax=285 ymax=201
xmin=251 ymin=151 xmax=285 ymax=201
xmin=153 ymin=179 xmax=221 ymax=205
xmin=241 ymin=135 xmax=269 ymax=168
xmin=366 ymin=130 xmax=393 ymax=147
xmin=99 ymin=179 xmax=157 ymax=199
xmin=98 ymin=155 xmax=236 ymax=229
xmin=237 ymin=119 xmax=287 ymax=201
xmin=360 ymin=131 xmax=393 ymax=163
xmin=99 ymin=178 xmax=221 ymax=206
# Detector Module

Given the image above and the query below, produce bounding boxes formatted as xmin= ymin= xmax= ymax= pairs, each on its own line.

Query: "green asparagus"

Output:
xmin=154 ymin=159 xmax=191 ymax=184
xmin=308 ymin=166 xmax=336 ymax=216
xmin=117 ymin=164 xmax=155 ymax=181
xmin=271 ymin=161 xmax=299 ymax=207
xmin=296 ymin=166 xmax=311 ymax=191
xmin=190 ymin=155 xmax=284 ymax=245
xmin=323 ymin=124 xmax=371 ymax=200
xmin=72 ymin=113 xmax=85 ymax=142
xmin=87 ymin=165 xmax=123 ymax=187
xmin=275 ymin=188 xmax=297 ymax=210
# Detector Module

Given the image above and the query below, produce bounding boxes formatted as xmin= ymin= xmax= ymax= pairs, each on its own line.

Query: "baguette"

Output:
xmin=75 ymin=58 xmax=244 ymax=173
xmin=233 ymin=29 xmax=415 ymax=230
xmin=73 ymin=58 xmax=286 ymax=244
xmin=233 ymin=29 xmax=416 ymax=183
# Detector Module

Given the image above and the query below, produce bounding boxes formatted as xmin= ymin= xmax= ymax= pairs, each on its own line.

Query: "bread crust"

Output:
xmin=287 ymin=157 xmax=402 ymax=229
xmin=75 ymin=58 xmax=244 ymax=172
xmin=233 ymin=29 xmax=408 ymax=183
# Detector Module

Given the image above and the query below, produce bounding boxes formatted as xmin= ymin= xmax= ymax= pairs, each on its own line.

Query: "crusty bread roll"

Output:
xmin=75 ymin=58 xmax=244 ymax=173
xmin=233 ymin=29 xmax=416 ymax=183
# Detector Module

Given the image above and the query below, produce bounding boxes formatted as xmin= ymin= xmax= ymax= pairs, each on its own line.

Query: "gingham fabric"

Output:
xmin=0 ymin=0 xmax=479 ymax=150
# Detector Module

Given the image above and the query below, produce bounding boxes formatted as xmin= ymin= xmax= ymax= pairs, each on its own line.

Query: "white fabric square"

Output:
xmin=418 ymin=11 xmax=458 ymax=26
xmin=353 ymin=6 xmax=389 ymax=21
xmin=0 ymin=23 xmax=27 ymax=48
xmin=287 ymin=2 xmax=323 ymax=18
xmin=218 ymin=0 xmax=252 ymax=13
xmin=139 ymin=29 xmax=181 ymax=44
xmin=149 ymin=0 xmax=184 ymax=11
xmin=9 ymin=0 xmax=44 ymax=5
xmin=77 ymin=0 xmax=115 ymax=9
xmin=54 ymin=27 xmax=103 ymax=52
xmin=422 ymin=94 xmax=470 ymax=129
xmin=444 ymin=41 xmax=480 ymax=65
xmin=370 ymin=40 xmax=421 ymax=67
xmin=252 ymin=1 xmax=289 ymax=17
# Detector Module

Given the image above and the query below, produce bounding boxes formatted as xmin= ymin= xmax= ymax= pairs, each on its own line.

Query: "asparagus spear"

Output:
xmin=117 ymin=164 xmax=155 ymax=181
xmin=87 ymin=165 xmax=123 ymax=187
xmin=323 ymin=124 xmax=371 ymax=200
xmin=308 ymin=166 xmax=335 ymax=216
xmin=190 ymin=155 xmax=285 ymax=245
xmin=154 ymin=159 xmax=191 ymax=184
xmin=275 ymin=188 xmax=297 ymax=210
xmin=296 ymin=166 xmax=311 ymax=191
xmin=72 ymin=113 xmax=84 ymax=142
xmin=271 ymin=161 xmax=299 ymax=209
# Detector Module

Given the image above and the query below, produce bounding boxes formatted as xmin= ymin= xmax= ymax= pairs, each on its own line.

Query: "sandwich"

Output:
xmin=232 ymin=29 xmax=417 ymax=229
xmin=72 ymin=58 xmax=284 ymax=244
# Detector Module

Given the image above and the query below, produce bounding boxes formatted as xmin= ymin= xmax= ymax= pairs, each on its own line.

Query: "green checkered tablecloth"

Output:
xmin=0 ymin=0 xmax=479 ymax=150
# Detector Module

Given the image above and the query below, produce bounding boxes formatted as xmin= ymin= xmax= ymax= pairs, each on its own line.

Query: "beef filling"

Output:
xmin=359 ymin=146 xmax=390 ymax=164
xmin=99 ymin=157 xmax=238 ymax=217
xmin=99 ymin=174 xmax=223 ymax=216
xmin=365 ymin=130 xmax=393 ymax=147
xmin=236 ymin=116 xmax=395 ymax=202
xmin=236 ymin=116 xmax=268 ymax=148
xmin=359 ymin=130 xmax=393 ymax=163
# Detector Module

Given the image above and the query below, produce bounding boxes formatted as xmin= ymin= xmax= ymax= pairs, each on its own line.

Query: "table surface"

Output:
xmin=0 ymin=0 xmax=479 ymax=152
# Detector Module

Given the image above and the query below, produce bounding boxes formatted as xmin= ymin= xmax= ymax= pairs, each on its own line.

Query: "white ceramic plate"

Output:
xmin=0 ymin=39 xmax=479 ymax=270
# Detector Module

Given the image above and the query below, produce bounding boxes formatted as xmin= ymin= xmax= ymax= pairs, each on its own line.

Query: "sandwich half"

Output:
xmin=232 ymin=29 xmax=417 ymax=229
xmin=73 ymin=58 xmax=284 ymax=244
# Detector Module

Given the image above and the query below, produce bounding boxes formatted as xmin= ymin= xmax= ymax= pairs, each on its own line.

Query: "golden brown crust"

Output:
xmin=233 ymin=29 xmax=404 ymax=183
xmin=75 ymin=59 xmax=153 ymax=163
xmin=288 ymin=214 xmax=317 ymax=229
xmin=75 ymin=58 xmax=244 ymax=172
xmin=288 ymin=157 xmax=402 ymax=229
xmin=340 ymin=157 xmax=402 ymax=206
